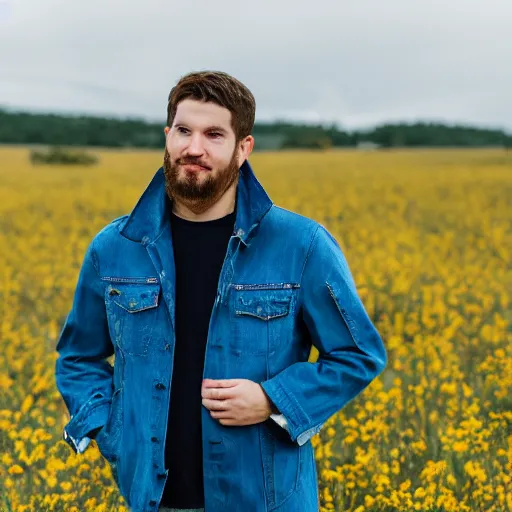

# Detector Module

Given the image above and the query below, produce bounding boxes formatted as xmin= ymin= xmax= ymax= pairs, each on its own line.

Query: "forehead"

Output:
xmin=173 ymin=99 xmax=233 ymax=131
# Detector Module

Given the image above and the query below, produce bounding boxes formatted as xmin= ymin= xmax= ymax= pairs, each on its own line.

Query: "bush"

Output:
xmin=29 ymin=146 xmax=99 ymax=166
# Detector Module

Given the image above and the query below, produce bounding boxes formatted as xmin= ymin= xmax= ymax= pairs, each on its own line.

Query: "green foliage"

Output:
xmin=1 ymin=107 xmax=511 ymax=150
xmin=29 ymin=146 xmax=99 ymax=166
xmin=360 ymin=122 xmax=512 ymax=148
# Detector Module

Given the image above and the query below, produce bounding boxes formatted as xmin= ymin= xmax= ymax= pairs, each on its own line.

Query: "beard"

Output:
xmin=163 ymin=146 xmax=240 ymax=215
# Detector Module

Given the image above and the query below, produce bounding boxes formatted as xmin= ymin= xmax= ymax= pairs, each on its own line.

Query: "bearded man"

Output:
xmin=55 ymin=70 xmax=387 ymax=512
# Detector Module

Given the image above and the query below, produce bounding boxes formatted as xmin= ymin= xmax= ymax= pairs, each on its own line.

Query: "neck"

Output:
xmin=172 ymin=181 xmax=237 ymax=222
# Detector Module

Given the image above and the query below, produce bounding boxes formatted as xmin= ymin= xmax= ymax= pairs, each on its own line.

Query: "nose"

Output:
xmin=186 ymin=132 xmax=204 ymax=156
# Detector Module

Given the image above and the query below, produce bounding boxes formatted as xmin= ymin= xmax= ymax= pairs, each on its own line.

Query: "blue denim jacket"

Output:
xmin=55 ymin=160 xmax=387 ymax=512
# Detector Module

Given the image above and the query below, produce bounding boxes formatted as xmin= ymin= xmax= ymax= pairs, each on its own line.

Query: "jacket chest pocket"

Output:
xmin=230 ymin=285 xmax=297 ymax=356
xmin=104 ymin=279 xmax=161 ymax=357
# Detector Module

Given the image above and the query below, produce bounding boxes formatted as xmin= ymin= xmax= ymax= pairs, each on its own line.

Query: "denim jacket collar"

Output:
xmin=119 ymin=159 xmax=273 ymax=247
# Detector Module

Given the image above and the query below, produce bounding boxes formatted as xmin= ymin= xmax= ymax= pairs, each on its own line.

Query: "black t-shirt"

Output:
xmin=160 ymin=207 xmax=236 ymax=508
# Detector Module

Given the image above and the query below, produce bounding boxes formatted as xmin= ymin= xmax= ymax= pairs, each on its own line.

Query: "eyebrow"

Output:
xmin=175 ymin=123 xmax=228 ymax=134
xmin=206 ymin=126 xmax=228 ymax=134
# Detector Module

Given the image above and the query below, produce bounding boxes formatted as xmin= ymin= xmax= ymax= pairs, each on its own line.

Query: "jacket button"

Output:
xmin=149 ymin=500 xmax=157 ymax=506
xmin=151 ymin=436 xmax=158 ymax=442
xmin=155 ymin=383 xmax=166 ymax=390
xmin=164 ymin=343 xmax=171 ymax=350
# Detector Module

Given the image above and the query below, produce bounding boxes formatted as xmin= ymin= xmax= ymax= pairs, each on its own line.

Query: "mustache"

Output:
xmin=176 ymin=157 xmax=212 ymax=170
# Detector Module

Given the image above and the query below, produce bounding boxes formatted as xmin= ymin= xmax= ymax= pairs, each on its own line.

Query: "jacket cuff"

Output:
xmin=63 ymin=431 xmax=92 ymax=454
xmin=260 ymin=378 xmax=310 ymax=443
xmin=63 ymin=394 xmax=111 ymax=454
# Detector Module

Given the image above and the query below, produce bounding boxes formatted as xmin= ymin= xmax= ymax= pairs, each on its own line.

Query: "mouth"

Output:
xmin=181 ymin=163 xmax=210 ymax=172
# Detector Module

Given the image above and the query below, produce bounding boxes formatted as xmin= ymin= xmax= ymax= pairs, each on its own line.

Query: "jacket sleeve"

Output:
xmin=55 ymin=239 xmax=114 ymax=454
xmin=260 ymin=224 xmax=387 ymax=446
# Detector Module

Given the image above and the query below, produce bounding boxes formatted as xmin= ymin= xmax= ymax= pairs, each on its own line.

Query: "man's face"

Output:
xmin=163 ymin=99 xmax=243 ymax=215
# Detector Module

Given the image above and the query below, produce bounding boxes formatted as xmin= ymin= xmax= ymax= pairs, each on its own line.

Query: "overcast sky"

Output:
xmin=1 ymin=0 xmax=511 ymax=131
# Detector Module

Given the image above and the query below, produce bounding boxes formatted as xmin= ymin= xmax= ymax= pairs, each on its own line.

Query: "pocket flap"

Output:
xmin=108 ymin=283 xmax=161 ymax=313
xmin=235 ymin=293 xmax=291 ymax=320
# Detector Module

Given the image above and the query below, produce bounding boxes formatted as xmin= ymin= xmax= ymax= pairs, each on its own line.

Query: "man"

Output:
xmin=55 ymin=70 xmax=387 ymax=512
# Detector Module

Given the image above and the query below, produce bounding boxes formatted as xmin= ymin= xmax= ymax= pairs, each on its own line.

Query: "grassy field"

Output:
xmin=0 ymin=146 xmax=511 ymax=511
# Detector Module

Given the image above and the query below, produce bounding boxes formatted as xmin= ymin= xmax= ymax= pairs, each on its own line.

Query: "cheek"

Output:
xmin=167 ymin=136 xmax=186 ymax=155
xmin=209 ymin=147 xmax=235 ymax=169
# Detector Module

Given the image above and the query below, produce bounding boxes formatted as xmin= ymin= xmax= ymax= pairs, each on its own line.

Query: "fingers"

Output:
xmin=202 ymin=398 xmax=230 ymax=411
xmin=218 ymin=419 xmax=237 ymax=425
xmin=203 ymin=378 xmax=240 ymax=388
xmin=201 ymin=379 xmax=247 ymax=428
xmin=203 ymin=399 xmax=236 ymax=422
xmin=209 ymin=410 xmax=234 ymax=420
xmin=201 ymin=386 xmax=236 ymax=400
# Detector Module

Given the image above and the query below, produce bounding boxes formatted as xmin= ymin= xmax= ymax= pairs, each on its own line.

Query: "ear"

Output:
xmin=238 ymin=135 xmax=254 ymax=165
xmin=164 ymin=126 xmax=170 ymax=136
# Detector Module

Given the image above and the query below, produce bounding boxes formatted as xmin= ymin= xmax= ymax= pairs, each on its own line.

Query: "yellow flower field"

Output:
xmin=0 ymin=146 xmax=511 ymax=511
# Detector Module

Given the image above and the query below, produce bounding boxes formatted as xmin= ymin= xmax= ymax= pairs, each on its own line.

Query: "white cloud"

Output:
xmin=1 ymin=0 xmax=511 ymax=130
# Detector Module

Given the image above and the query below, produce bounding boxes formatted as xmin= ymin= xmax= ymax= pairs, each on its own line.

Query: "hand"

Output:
xmin=201 ymin=378 xmax=277 ymax=426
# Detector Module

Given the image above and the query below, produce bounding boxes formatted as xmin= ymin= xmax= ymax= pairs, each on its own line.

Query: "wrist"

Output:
xmin=260 ymin=385 xmax=279 ymax=414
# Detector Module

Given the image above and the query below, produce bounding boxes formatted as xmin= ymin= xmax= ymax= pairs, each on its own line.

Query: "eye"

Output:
xmin=208 ymin=132 xmax=222 ymax=139
xmin=177 ymin=127 xmax=189 ymax=134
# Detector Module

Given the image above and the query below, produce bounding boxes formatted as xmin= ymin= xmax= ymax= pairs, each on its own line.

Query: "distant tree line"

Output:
xmin=1 ymin=108 xmax=510 ymax=150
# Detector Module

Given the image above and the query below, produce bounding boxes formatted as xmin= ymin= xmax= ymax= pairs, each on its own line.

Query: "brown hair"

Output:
xmin=166 ymin=71 xmax=256 ymax=141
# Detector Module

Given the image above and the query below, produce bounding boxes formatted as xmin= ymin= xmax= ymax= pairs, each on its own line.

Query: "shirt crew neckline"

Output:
xmin=170 ymin=209 xmax=236 ymax=227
